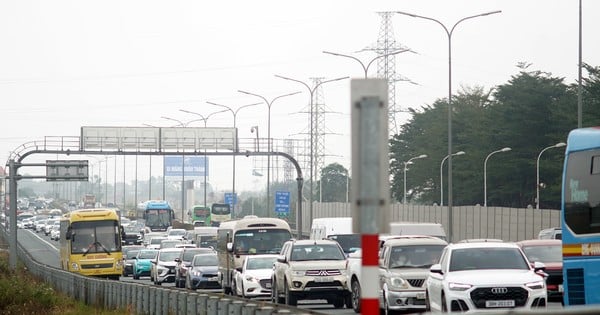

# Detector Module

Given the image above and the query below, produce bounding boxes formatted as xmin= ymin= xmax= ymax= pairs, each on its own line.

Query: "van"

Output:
xmin=310 ymin=217 xmax=352 ymax=240
xmin=538 ymin=227 xmax=562 ymax=240
xmin=387 ymin=222 xmax=447 ymax=241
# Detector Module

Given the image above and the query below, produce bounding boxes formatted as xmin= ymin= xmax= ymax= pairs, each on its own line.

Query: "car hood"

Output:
xmin=135 ymin=259 xmax=153 ymax=266
xmin=244 ymin=268 xmax=274 ymax=280
xmin=387 ymin=268 xmax=430 ymax=278
xmin=290 ymin=260 xmax=346 ymax=270
xmin=445 ymin=269 xmax=543 ymax=286
xmin=157 ymin=261 xmax=178 ymax=267
xmin=190 ymin=266 xmax=218 ymax=273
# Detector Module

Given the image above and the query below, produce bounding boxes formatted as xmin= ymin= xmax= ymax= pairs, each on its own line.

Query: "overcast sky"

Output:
xmin=1 ymin=0 xmax=599 ymax=194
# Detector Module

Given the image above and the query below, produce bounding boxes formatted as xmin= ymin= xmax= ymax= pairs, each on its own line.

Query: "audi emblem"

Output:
xmin=491 ymin=287 xmax=508 ymax=294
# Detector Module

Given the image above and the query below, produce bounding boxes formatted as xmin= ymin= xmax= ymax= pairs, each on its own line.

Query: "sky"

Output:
xmin=1 ymin=0 xmax=599 ymax=195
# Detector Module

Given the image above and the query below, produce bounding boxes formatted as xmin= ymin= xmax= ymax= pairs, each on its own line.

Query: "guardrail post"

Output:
xmin=145 ymin=285 xmax=153 ymax=315
xmin=207 ymin=296 xmax=219 ymax=315
xmin=153 ymin=286 xmax=162 ymax=315
xmin=228 ymin=300 xmax=244 ymax=315
xmin=178 ymin=290 xmax=188 ymax=314
xmin=169 ymin=290 xmax=179 ymax=314
xmin=197 ymin=293 xmax=209 ymax=314
xmin=274 ymin=310 xmax=292 ymax=315
xmin=255 ymin=306 xmax=275 ymax=315
xmin=162 ymin=288 xmax=170 ymax=315
xmin=241 ymin=303 xmax=258 ymax=315
xmin=218 ymin=297 xmax=231 ymax=315
xmin=186 ymin=292 xmax=198 ymax=315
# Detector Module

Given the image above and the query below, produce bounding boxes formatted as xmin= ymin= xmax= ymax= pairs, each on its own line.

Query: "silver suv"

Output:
xmin=272 ymin=239 xmax=351 ymax=308
xmin=379 ymin=235 xmax=447 ymax=313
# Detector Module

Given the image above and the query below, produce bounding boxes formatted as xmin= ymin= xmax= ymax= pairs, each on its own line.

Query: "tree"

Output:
xmin=316 ymin=163 xmax=350 ymax=202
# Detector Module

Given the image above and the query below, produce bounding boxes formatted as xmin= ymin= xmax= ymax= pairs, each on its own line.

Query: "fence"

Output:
xmin=302 ymin=203 xmax=560 ymax=242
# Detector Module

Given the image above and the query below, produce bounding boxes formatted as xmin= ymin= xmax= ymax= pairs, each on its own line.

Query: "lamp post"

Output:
xmin=484 ymin=147 xmax=511 ymax=207
xmin=403 ymin=154 xmax=427 ymax=204
xmin=440 ymin=151 xmax=465 ymax=206
xmin=322 ymin=49 xmax=413 ymax=78
xmin=161 ymin=116 xmax=189 ymax=222
xmin=536 ymin=142 xmax=566 ymax=209
xmin=237 ymin=90 xmax=301 ymax=215
xmin=206 ymin=101 xmax=262 ymax=218
xmin=396 ymin=10 xmax=501 ymax=241
xmin=275 ymin=74 xmax=349 ymax=227
xmin=179 ymin=109 xmax=230 ymax=211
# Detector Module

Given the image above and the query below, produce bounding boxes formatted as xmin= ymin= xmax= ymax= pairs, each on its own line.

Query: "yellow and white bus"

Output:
xmin=59 ymin=208 xmax=123 ymax=279
xmin=217 ymin=216 xmax=292 ymax=294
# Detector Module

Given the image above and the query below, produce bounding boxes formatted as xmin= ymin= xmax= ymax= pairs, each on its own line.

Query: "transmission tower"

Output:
xmin=363 ymin=11 xmax=413 ymax=136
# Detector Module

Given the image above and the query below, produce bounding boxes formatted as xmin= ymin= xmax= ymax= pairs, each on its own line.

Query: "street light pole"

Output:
xmin=275 ymin=74 xmax=348 ymax=229
xmin=402 ymin=154 xmax=427 ymax=204
xmin=484 ymin=147 xmax=511 ymax=207
xmin=536 ymin=142 xmax=566 ymax=209
xmin=206 ymin=101 xmax=262 ymax=218
xmin=396 ymin=9 xmax=501 ymax=241
xmin=161 ymin=116 xmax=188 ymax=221
xmin=440 ymin=151 xmax=465 ymax=206
xmin=237 ymin=90 xmax=301 ymax=216
xmin=322 ymin=49 xmax=413 ymax=78
xmin=179 ymin=109 xmax=230 ymax=211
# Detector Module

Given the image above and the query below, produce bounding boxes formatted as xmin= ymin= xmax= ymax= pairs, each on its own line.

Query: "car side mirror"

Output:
xmin=277 ymin=255 xmax=286 ymax=263
xmin=174 ymin=258 xmax=181 ymax=263
xmin=533 ymin=261 xmax=546 ymax=273
xmin=430 ymin=263 xmax=443 ymax=275
xmin=227 ymin=242 xmax=233 ymax=252
xmin=236 ymin=267 xmax=242 ymax=272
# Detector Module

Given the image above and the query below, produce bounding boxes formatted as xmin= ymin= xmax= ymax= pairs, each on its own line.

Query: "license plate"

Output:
xmin=265 ymin=283 xmax=272 ymax=288
xmin=416 ymin=292 xmax=426 ymax=300
xmin=314 ymin=276 xmax=333 ymax=282
xmin=558 ymin=284 xmax=564 ymax=293
xmin=209 ymin=276 xmax=218 ymax=281
xmin=485 ymin=300 xmax=515 ymax=308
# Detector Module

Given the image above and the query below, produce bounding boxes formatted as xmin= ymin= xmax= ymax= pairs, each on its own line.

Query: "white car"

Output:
xmin=425 ymin=242 xmax=547 ymax=313
xmin=50 ymin=221 xmax=61 ymax=241
xmin=233 ymin=254 xmax=278 ymax=299
xmin=150 ymin=248 xmax=183 ymax=285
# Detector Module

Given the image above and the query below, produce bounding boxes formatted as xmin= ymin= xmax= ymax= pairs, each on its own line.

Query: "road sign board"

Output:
xmin=46 ymin=160 xmax=89 ymax=181
xmin=274 ymin=191 xmax=290 ymax=214
xmin=224 ymin=192 xmax=237 ymax=206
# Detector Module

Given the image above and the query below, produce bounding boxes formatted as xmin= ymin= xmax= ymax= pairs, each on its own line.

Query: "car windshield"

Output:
xmin=290 ymin=244 xmax=345 ymax=261
xmin=169 ymin=229 xmax=186 ymax=236
xmin=521 ymin=245 xmax=562 ymax=263
xmin=449 ymin=247 xmax=530 ymax=271
xmin=137 ymin=250 xmax=158 ymax=259
xmin=327 ymin=234 xmax=361 ymax=254
xmin=192 ymin=254 xmax=218 ymax=266
xmin=247 ymin=257 xmax=277 ymax=270
xmin=183 ymin=249 xmax=212 ymax=262
xmin=158 ymin=251 xmax=182 ymax=262
xmin=125 ymin=250 xmax=140 ymax=259
xmin=389 ymin=245 xmax=445 ymax=268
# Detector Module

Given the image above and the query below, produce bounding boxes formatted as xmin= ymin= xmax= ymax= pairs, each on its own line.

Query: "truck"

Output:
xmin=82 ymin=194 xmax=96 ymax=209
xmin=310 ymin=217 xmax=359 ymax=254
xmin=388 ymin=222 xmax=446 ymax=240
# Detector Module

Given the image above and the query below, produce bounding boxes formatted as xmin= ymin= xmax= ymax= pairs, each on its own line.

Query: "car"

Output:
xmin=34 ymin=217 xmax=48 ymax=233
xmin=132 ymin=249 xmax=159 ymax=280
xmin=425 ymin=241 xmax=547 ymax=313
xmin=378 ymin=235 xmax=448 ymax=314
xmin=147 ymin=236 xmax=167 ymax=250
xmin=233 ymin=254 xmax=278 ymax=299
xmin=516 ymin=239 xmax=563 ymax=302
xmin=185 ymin=252 xmax=220 ymax=291
xmin=122 ymin=245 xmax=145 ymax=277
xmin=150 ymin=248 xmax=183 ymax=285
xmin=121 ymin=225 xmax=143 ymax=245
xmin=43 ymin=218 xmax=59 ymax=236
xmin=49 ymin=221 xmax=61 ymax=241
xmin=271 ymin=239 xmax=351 ymax=308
xmin=538 ymin=227 xmax=562 ymax=240
xmin=174 ymin=247 xmax=216 ymax=288
xmin=159 ymin=239 xmax=183 ymax=249
xmin=166 ymin=228 xmax=187 ymax=241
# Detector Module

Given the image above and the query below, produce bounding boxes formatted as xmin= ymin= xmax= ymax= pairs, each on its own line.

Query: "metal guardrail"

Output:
xmin=0 ymin=224 xmax=317 ymax=315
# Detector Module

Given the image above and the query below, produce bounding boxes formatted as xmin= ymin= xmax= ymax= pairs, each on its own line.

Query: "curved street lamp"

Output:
xmin=322 ymin=49 xmax=413 ymax=78
xmin=484 ymin=147 xmax=511 ymax=207
xmin=206 ymin=101 xmax=262 ymax=217
xmin=237 ymin=90 xmax=301 ymax=215
xmin=275 ymin=74 xmax=349 ymax=226
xmin=536 ymin=142 xmax=566 ymax=209
xmin=403 ymin=154 xmax=428 ymax=204
xmin=440 ymin=151 xmax=466 ymax=206
xmin=396 ymin=9 xmax=501 ymax=241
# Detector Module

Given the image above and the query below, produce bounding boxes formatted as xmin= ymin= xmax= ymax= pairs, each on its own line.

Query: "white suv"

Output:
xmin=426 ymin=242 xmax=547 ymax=313
xmin=272 ymin=239 xmax=351 ymax=308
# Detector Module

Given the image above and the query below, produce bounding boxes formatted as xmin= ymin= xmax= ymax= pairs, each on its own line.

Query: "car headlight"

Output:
xmin=191 ymin=270 xmax=202 ymax=276
xmin=525 ymin=280 xmax=545 ymax=290
xmin=449 ymin=282 xmax=472 ymax=291
xmin=388 ymin=277 xmax=409 ymax=290
xmin=245 ymin=275 xmax=258 ymax=282
xmin=291 ymin=270 xmax=306 ymax=277
xmin=157 ymin=266 xmax=168 ymax=273
xmin=71 ymin=262 xmax=79 ymax=271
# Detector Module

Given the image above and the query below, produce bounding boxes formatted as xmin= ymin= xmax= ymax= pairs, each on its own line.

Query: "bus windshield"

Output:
xmin=145 ymin=209 xmax=172 ymax=230
xmin=71 ymin=220 xmax=121 ymax=254
xmin=564 ymin=149 xmax=600 ymax=235
xmin=233 ymin=228 xmax=291 ymax=254
xmin=212 ymin=204 xmax=230 ymax=215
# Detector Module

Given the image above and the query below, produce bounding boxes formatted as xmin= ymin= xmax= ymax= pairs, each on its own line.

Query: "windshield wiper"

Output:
xmin=83 ymin=241 xmax=112 ymax=256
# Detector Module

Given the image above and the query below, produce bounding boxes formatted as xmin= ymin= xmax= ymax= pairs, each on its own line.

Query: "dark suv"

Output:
xmin=174 ymin=247 xmax=215 ymax=288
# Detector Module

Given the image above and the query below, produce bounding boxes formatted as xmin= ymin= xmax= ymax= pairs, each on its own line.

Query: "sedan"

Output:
xmin=132 ymin=249 xmax=158 ymax=280
xmin=426 ymin=242 xmax=547 ymax=313
xmin=185 ymin=253 xmax=220 ymax=291
xmin=233 ymin=254 xmax=278 ymax=299
xmin=516 ymin=239 xmax=563 ymax=302
xmin=122 ymin=245 xmax=145 ymax=277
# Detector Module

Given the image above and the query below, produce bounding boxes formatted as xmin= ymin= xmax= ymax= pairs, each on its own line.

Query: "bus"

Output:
xmin=217 ymin=216 xmax=292 ymax=294
xmin=191 ymin=204 xmax=211 ymax=226
xmin=210 ymin=203 xmax=231 ymax=226
xmin=142 ymin=200 xmax=175 ymax=232
xmin=561 ymin=127 xmax=600 ymax=306
xmin=59 ymin=208 xmax=123 ymax=279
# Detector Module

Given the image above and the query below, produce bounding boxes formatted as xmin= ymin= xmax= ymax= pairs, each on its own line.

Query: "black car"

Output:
xmin=122 ymin=225 xmax=143 ymax=245
xmin=122 ymin=245 xmax=145 ymax=277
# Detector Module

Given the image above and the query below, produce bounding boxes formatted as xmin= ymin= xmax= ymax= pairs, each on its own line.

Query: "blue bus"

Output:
xmin=142 ymin=200 xmax=175 ymax=232
xmin=561 ymin=127 xmax=600 ymax=306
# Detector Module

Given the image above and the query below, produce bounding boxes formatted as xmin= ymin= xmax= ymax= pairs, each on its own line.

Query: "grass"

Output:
xmin=0 ymin=246 xmax=128 ymax=314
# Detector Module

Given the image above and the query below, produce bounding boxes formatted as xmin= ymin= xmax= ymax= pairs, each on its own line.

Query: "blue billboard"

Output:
xmin=275 ymin=191 xmax=290 ymax=214
xmin=163 ymin=156 xmax=208 ymax=178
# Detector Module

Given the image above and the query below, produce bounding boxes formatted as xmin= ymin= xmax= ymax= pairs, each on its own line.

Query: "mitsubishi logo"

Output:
xmin=491 ymin=287 xmax=508 ymax=294
xmin=318 ymin=270 xmax=329 ymax=276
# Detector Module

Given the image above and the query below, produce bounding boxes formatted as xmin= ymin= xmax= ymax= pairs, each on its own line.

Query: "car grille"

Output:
xmin=259 ymin=279 xmax=272 ymax=289
xmin=305 ymin=280 xmax=343 ymax=288
xmin=81 ymin=263 xmax=113 ymax=269
xmin=305 ymin=269 xmax=341 ymax=276
xmin=470 ymin=287 xmax=528 ymax=308
xmin=407 ymin=279 xmax=425 ymax=288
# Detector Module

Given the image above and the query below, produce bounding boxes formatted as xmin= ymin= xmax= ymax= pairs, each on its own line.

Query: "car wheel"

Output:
xmin=186 ymin=275 xmax=192 ymax=290
xmin=133 ymin=271 xmax=139 ymax=280
xmin=241 ymin=283 xmax=246 ymax=298
xmin=351 ymin=279 xmax=361 ymax=313
xmin=441 ymin=292 xmax=448 ymax=313
xmin=271 ymin=278 xmax=278 ymax=303
xmin=425 ymin=290 xmax=431 ymax=312
xmin=333 ymin=297 xmax=345 ymax=309
xmin=284 ymin=281 xmax=297 ymax=306
xmin=232 ymin=278 xmax=238 ymax=296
